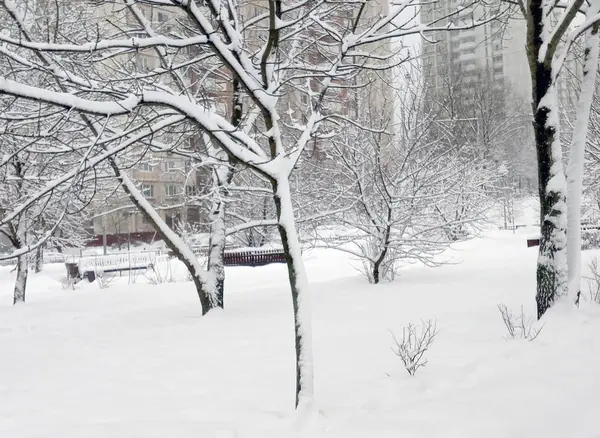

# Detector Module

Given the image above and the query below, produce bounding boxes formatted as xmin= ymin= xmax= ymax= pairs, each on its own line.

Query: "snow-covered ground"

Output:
xmin=1 ymin=202 xmax=600 ymax=437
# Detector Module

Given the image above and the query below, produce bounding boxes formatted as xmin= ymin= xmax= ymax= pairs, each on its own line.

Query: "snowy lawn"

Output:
xmin=1 ymin=228 xmax=599 ymax=437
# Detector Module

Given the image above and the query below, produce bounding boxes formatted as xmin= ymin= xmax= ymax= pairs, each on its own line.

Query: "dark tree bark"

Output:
xmin=525 ymin=1 xmax=580 ymax=318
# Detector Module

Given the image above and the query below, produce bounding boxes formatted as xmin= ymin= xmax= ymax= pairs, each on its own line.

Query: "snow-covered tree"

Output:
xmin=512 ymin=0 xmax=600 ymax=317
xmin=327 ymin=84 xmax=492 ymax=283
xmin=0 ymin=0 xmax=505 ymax=409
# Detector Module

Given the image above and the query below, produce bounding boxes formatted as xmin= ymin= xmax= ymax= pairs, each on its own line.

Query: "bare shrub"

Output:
xmin=391 ymin=320 xmax=439 ymax=376
xmin=96 ymin=270 xmax=116 ymax=289
xmin=144 ymin=261 xmax=174 ymax=285
xmin=585 ymin=257 xmax=600 ymax=305
xmin=497 ymin=303 xmax=543 ymax=341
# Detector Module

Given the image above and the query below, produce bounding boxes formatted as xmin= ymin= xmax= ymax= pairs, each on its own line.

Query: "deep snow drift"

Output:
xmin=1 ymin=210 xmax=599 ymax=437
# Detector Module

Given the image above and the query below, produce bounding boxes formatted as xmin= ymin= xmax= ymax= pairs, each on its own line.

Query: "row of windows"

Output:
xmin=139 ymin=184 xmax=201 ymax=198
xmin=138 ymin=160 xmax=187 ymax=173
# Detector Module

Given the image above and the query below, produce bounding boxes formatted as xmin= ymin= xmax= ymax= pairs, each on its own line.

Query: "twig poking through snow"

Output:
xmin=497 ymin=304 xmax=543 ymax=341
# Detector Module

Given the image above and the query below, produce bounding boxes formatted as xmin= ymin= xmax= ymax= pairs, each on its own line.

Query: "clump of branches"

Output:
xmin=96 ymin=270 xmax=117 ymax=289
xmin=497 ymin=304 xmax=543 ymax=341
xmin=145 ymin=261 xmax=174 ymax=285
xmin=585 ymin=257 xmax=600 ymax=304
xmin=391 ymin=319 xmax=439 ymax=376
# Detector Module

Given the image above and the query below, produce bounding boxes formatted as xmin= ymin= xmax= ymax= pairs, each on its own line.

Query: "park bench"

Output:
xmin=65 ymin=252 xmax=168 ymax=283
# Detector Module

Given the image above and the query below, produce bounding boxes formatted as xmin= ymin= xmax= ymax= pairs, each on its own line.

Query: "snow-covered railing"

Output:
xmin=222 ymin=248 xmax=286 ymax=267
xmin=0 ymin=252 xmax=66 ymax=266
xmin=69 ymin=252 xmax=169 ymax=272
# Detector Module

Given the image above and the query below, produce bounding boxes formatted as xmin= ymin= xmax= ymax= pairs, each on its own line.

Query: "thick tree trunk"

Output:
xmin=567 ymin=22 xmax=600 ymax=304
xmin=13 ymin=255 xmax=28 ymax=305
xmin=533 ymin=81 xmax=568 ymax=319
xmin=272 ymin=177 xmax=313 ymax=410
xmin=528 ymin=3 xmax=569 ymax=319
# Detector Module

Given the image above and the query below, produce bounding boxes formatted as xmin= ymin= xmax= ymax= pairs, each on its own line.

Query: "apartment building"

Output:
xmin=420 ymin=2 xmax=521 ymax=110
xmin=421 ymin=2 xmax=579 ymax=114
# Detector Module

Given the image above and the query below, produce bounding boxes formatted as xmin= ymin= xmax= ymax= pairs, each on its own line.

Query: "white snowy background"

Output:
xmin=1 ymin=200 xmax=599 ymax=438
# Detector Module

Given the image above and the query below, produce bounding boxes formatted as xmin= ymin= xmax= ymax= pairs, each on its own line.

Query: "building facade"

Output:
xmin=91 ymin=1 xmax=393 ymax=237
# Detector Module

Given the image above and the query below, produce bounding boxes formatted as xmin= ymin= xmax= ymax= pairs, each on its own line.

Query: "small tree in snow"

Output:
xmin=497 ymin=303 xmax=543 ymax=341
xmin=328 ymin=84 xmax=491 ymax=283
xmin=391 ymin=320 xmax=439 ymax=376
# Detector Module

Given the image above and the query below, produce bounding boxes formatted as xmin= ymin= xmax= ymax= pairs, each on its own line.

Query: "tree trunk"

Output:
xmin=109 ymin=159 xmax=218 ymax=314
xmin=13 ymin=255 xmax=28 ymax=305
xmin=372 ymin=230 xmax=392 ymax=284
xmin=533 ymin=82 xmax=568 ymax=319
xmin=205 ymin=77 xmax=242 ymax=308
xmin=528 ymin=4 xmax=569 ymax=319
xmin=207 ymin=183 xmax=228 ymax=308
xmin=272 ymin=176 xmax=313 ymax=410
xmin=34 ymin=245 xmax=44 ymax=273
xmin=566 ymin=22 xmax=600 ymax=304
xmin=372 ymin=262 xmax=380 ymax=284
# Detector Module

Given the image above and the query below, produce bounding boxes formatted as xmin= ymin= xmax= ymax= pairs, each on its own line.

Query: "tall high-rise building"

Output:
xmin=420 ymin=2 xmax=530 ymax=115
xmin=419 ymin=3 xmax=540 ymax=185
xmin=420 ymin=3 xmax=579 ymax=114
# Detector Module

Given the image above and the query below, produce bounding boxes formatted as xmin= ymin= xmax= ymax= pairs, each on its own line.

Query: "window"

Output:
xmin=186 ymin=185 xmax=200 ymax=197
xmin=156 ymin=11 xmax=168 ymax=23
xmin=165 ymin=184 xmax=179 ymax=197
xmin=141 ymin=184 xmax=154 ymax=198
xmin=139 ymin=162 xmax=152 ymax=172
xmin=136 ymin=54 xmax=150 ymax=70
xmin=165 ymin=161 xmax=178 ymax=173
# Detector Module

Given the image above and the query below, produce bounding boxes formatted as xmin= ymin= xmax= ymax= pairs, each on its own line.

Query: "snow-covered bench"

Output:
xmin=65 ymin=252 xmax=168 ymax=282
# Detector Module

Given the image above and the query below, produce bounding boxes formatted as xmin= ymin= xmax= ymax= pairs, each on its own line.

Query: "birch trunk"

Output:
xmin=566 ymin=21 xmax=600 ymax=304
xmin=206 ymin=161 xmax=232 ymax=308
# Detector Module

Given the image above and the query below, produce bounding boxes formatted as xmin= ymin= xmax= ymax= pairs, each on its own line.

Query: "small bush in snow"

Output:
xmin=96 ymin=270 xmax=116 ymax=289
xmin=391 ymin=320 xmax=438 ymax=376
xmin=497 ymin=303 xmax=542 ymax=341
xmin=585 ymin=257 xmax=600 ymax=305
xmin=144 ymin=261 xmax=174 ymax=285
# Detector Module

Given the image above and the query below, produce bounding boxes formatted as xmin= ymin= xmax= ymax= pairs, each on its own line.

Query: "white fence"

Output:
xmin=0 ymin=252 xmax=66 ymax=267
